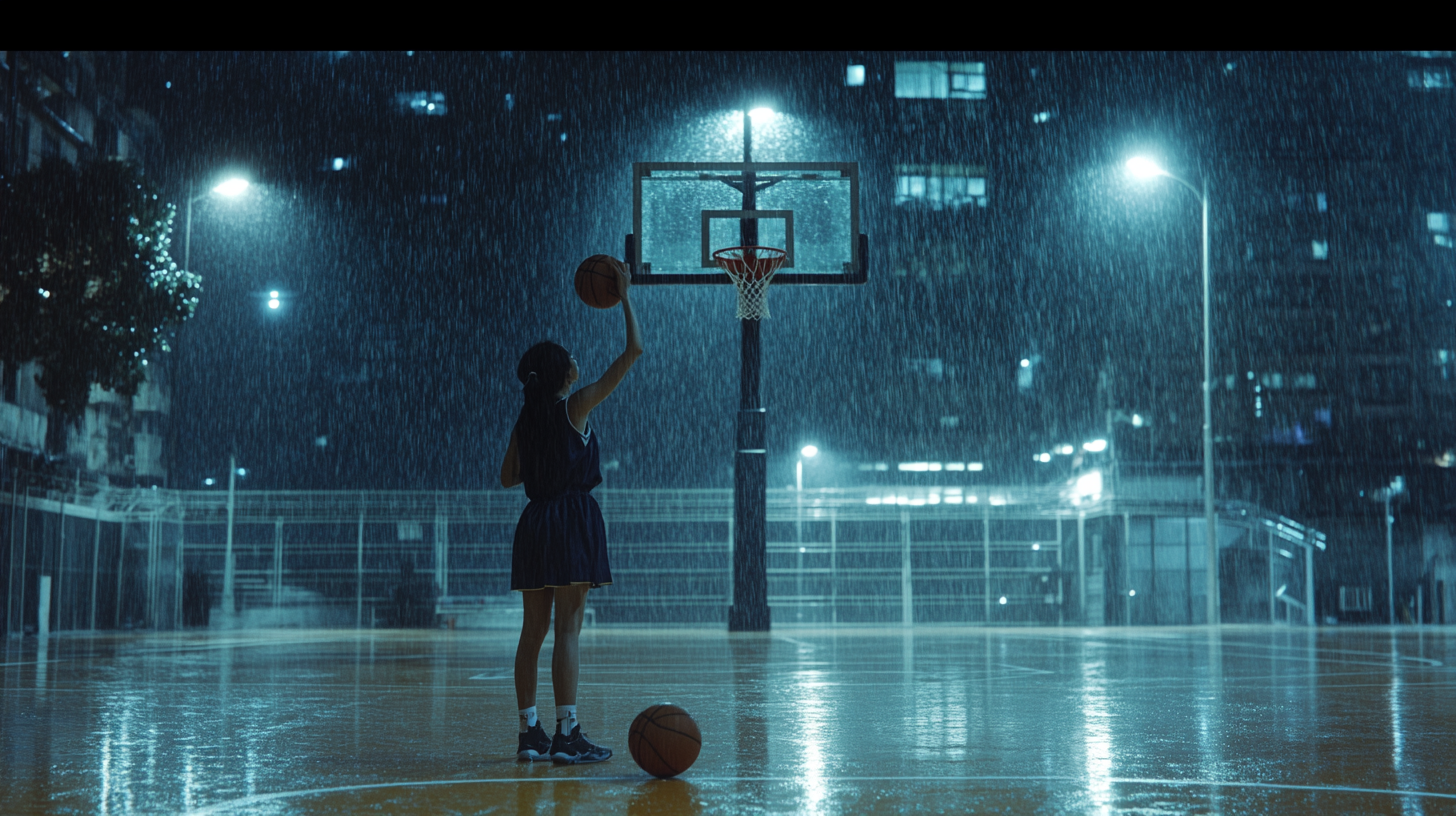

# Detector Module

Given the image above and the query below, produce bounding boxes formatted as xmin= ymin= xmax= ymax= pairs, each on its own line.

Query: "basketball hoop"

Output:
xmin=712 ymin=246 xmax=788 ymax=320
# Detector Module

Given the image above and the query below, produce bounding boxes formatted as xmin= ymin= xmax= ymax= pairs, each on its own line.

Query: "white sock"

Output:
xmin=556 ymin=704 xmax=578 ymax=734
xmin=518 ymin=706 xmax=538 ymax=733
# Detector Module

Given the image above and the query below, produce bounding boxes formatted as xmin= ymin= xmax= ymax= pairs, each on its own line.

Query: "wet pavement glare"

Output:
xmin=3 ymin=625 xmax=1455 ymax=814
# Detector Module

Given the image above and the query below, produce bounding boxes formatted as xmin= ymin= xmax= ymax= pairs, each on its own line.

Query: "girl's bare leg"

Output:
xmin=514 ymin=589 xmax=554 ymax=710
xmin=550 ymin=585 xmax=589 ymax=706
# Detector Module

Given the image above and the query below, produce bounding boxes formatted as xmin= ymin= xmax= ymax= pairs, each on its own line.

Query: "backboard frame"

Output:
xmin=627 ymin=161 xmax=867 ymax=286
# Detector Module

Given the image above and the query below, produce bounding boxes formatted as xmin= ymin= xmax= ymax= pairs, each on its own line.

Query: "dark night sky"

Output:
xmin=125 ymin=52 xmax=1456 ymax=504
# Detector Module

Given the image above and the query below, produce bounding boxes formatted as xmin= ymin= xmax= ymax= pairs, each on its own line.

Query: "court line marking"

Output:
xmin=183 ymin=774 xmax=1456 ymax=814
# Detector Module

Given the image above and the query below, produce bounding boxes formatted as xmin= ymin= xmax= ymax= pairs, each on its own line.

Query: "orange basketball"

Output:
xmin=628 ymin=704 xmax=701 ymax=778
xmin=574 ymin=255 xmax=621 ymax=309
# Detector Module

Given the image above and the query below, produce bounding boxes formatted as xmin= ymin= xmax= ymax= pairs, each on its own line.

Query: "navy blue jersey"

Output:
xmin=514 ymin=398 xmax=603 ymax=502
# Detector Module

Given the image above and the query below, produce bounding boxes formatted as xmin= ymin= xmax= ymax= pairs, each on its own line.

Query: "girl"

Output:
xmin=501 ymin=258 xmax=642 ymax=764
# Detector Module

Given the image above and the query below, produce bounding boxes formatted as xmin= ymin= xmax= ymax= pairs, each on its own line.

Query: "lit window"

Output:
xmin=1293 ymin=373 xmax=1317 ymax=389
xmin=396 ymin=91 xmax=447 ymax=115
xmin=846 ymin=65 xmax=866 ymax=86
xmin=1408 ymin=68 xmax=1454 ymax=89
xmin=1429 ymin=212 xmax=1450 ymax=233
xmin=1317 ymin=192 xmax=1328 ymax=212
xmin=895 ymin=61 xmax=986 ymax=100
xmin=895 ymin=164 xmax=987 ymax=209
xmin=904 ymin=357 xmax=945 ymax=381
xmin=1312 ymin=240 xmax=1329 ymax=260
xmin=939 ymin=415 xmax=960 ymax=428
xmin=1437 ymin=235 xmax=1454 ymax=248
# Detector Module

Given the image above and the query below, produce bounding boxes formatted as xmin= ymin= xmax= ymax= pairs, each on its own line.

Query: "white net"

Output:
xmin=714 ymin=247 xmax=787 ymax=320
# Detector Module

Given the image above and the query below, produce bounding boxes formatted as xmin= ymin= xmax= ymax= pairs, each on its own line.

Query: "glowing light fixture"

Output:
xmin=800 ymin=445 xmax=819 ymax=458
xmin=748 ymin=107 xmax=775 ymax=122
xmin=1083 ymin=439 xmax=1108 ymax=453
xmin=213 ymin=178 xmax=250 ymax=197
xmin=1125 ymin=156 xmax=1167 ymax=180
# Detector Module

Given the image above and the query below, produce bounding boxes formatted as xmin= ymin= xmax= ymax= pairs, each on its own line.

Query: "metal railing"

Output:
xmin=2 ymin=483 xmax=1322 ymax=632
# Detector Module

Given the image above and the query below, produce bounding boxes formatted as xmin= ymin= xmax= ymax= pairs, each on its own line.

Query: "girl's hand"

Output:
xmin=612 ymin=257 xmax=632 ymax=299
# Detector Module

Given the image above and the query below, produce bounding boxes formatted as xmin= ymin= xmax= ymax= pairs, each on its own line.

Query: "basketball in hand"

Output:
xmin=575 ymin=255 xmax=622 ymax=309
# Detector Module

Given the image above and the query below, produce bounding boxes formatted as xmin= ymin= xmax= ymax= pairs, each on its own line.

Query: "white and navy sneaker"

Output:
xmin=517 ymin=722 xmax=552 ymax=761
xmin=550 ymin=723 xmax=613 ymax=764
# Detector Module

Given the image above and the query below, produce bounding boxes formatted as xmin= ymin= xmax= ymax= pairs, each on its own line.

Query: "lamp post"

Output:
xmin=184 ymin=177 xmax=250 ymax=273
xmin=1125 ymin=156 xmax=1218 ymax=625
xmin=1378 ymin=476 xmax=1406 ymax=625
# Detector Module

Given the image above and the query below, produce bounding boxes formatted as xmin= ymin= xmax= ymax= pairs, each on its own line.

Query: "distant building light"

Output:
xmin=38 ymin=288 xmax=51 ymax=298
xmin=236 ymin=468 xmax=248 ymax=476
xmin=1131 ymin=414 xmax=1144 ymax=427
xmin=1430 ymin=212 xmax=1451 ymax=233
xmin=398 ymin=91 xmax=447 ymax=116
xmin=1437 ymin=235 xmax=1454 ymax=248
xmin=505 ymin=93 xmax=515 ymax=111
xmin=899 ymin=462 xmax=930 ymax=472
xmin=1020 ymin=358 xmax=1031 ymax=368
xmin=875 ymin=463 xmax=888 ymax=471
xmin=270 ymin=290 xmax=280 ymax=298
xmin=268 ymin=298 xmax=280 ymax=310
xmin=203 ymin=478 xmax=215 ymax=486
xmin=940 ymin=415 xmax=960 ymax=428
xmin=1033 ymin=111 xmax=1052 ymax=123
xmin=967 ymin=462 xmax=984 ymax=472
xmin=945 ymin=495 xmax=963 ymax=504
xmin=1128 ymin=589 xmax=1137 ymax=597
xmin=895 ymin=167 xmax=987 ymax=210
xmin=1316 ymin=192 xmax=1328 ymax=212
xmin=1312 ymin=240 xmax=1329 ymax=260
xmin=945 ymin=462 xmax=966 ymax=471
xmin=895 ymin=60 xmax=985 ymax=100
xmin=1409 ymin=68 xmax=1454 ymax=89
xmin=1055 ymin=444 xmax=1075 ymax=455
xmin=332 ymin=157 xmax=346 ymax=171
xmin=846 ymin=65 xmax=866 ymax=86
xmin=1083 ymin=439 xmax=1108 ymax=453
xmin=998 ymin=596 xmax=1007 ymax=605
xmin=1032 ymin=543 xmax=1041 ymax=551
xmin=1036 ymin=453 xmax=1051 ymax=463
xmin=547 ymin=113 xmax=563 ymax=122
xmin=1072 ymin=470 xmax=1103 ymax=502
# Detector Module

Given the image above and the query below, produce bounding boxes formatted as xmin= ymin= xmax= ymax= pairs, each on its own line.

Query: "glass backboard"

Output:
xmin=628 ymin=162 xmax=866 ymax=285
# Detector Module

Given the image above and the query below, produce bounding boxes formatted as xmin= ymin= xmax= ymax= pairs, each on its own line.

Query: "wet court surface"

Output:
xmin=2 ymin=625 xmax=1455 ymax=814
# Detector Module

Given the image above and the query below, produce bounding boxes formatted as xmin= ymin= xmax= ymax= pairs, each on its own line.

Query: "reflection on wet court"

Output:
xmin=3 ymin=626 xmax=1454 ymax=814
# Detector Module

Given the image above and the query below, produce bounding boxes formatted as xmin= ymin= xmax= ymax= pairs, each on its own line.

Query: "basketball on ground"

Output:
xmin=628 ymin=704 xmax=701 ymax=778
xmin=574 ymin=255 xmax=621 ymax=309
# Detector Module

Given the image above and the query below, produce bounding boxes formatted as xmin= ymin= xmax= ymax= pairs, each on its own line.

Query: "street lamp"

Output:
xmin=1125 ymin=155 xmax=1218 ymax=625
xmin=184 ymin=177 xmax=250 ymax=273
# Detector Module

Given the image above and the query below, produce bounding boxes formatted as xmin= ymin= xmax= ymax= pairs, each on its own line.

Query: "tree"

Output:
xmin=0 ymin=159 xmax=201 ymax=439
